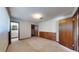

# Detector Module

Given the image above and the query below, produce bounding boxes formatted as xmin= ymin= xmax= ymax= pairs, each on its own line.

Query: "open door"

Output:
xmin=10 ymin=21 xmax=20 ymax=43
xmin=31 ymin=24 xmax=38 ymax=37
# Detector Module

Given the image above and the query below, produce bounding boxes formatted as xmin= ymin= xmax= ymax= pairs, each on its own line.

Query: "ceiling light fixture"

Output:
xmin=32 ymin=13 xmax=43 ymax=19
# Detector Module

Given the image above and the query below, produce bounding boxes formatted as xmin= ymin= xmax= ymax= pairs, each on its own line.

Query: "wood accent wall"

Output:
xmin=59 ymin=17 xmax=74 ymax=49
xmin=39 ymin=32 xmax=56 ymax=41
xmin=58 ymin=8 xmax=79 ymax=51
xmin=78 ymin=8 xmax=79 ymax=51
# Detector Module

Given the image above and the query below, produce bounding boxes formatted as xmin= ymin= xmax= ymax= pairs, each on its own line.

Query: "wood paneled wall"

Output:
xmin=39 ymin=32 xmax=56 ymax=41
xmin=58 ymin=8 xmax=79 ymax=51
xmin=59 ymin=17 xmax=74 ymax=49
xmin=78 ymin=8 xmax=79 ymax=51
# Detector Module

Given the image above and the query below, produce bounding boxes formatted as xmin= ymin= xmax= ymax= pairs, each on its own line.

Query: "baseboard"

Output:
xmin=19 ymin=37 xmax=31 ymax=40
xmin=11 ymin=37 xmax=18 ymax=39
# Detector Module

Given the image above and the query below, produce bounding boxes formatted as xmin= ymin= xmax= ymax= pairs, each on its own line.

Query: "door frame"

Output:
xmin=9 ymin=21 xmax=20 ymax=44
xmin=31 ymin=24 xmax=38 ymax=37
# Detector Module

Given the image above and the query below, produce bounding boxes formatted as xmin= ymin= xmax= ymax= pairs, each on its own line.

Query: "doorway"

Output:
xmin=31 ymin=24 xmax=38 ymax=37
xmin=10 ymin=21 xmax=20 ymax=43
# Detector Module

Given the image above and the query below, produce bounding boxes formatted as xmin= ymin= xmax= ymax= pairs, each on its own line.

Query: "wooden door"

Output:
xmin=35 ymin=25 xmax=38 ymax=36
xmin=31 ymin=24 xmax=38 ymax=37
xmin=59 ymin=18 xmax=74 ymax=49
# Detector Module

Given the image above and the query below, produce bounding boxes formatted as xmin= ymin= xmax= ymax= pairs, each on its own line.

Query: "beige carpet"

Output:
xmin=7 ymin=37 xmax=75 ymax=52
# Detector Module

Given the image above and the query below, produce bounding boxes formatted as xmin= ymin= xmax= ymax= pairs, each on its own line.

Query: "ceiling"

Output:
xmin=9 ymin=7 xmax=77 ymax=23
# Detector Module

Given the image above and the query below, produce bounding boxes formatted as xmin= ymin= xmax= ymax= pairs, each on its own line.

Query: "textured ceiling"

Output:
xmin=9 ymin=7 xmax=77 ymax=23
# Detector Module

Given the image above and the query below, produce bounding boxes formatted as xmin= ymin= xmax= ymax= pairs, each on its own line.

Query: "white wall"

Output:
xmin=20 ymin=21 xmax=31 ymax=39
xmin=38 ymin=20 xmax=57 ymax=33
xmin=38 ymin=17 xmax=63 ymax=42
xmin=0 ymin=8 xmax=10 ymax=52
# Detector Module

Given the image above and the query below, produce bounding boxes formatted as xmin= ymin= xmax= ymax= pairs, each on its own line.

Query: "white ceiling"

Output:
xmin=9 ymin=7 xmax=77 ymax=23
